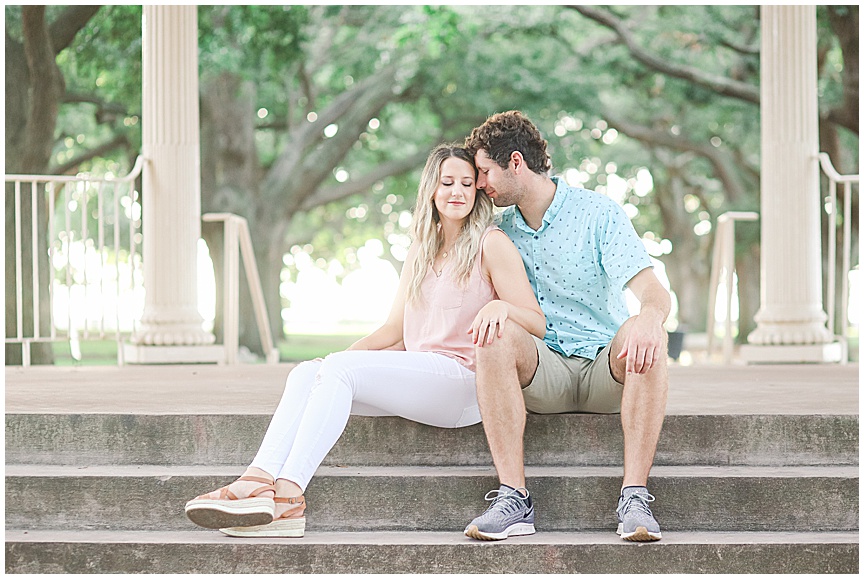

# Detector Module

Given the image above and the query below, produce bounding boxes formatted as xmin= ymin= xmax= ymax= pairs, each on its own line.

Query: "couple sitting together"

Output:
xmin=185 ymin=110 xmax=670 ymax=542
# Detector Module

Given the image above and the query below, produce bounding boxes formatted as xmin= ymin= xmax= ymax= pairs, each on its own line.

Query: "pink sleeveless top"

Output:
xmin=403 ymin=227 xmax=500 ymax=372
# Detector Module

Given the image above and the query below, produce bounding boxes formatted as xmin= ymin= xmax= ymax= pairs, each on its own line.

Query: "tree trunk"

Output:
xmin=652 ymin=160 xmax=713 ymax=333
xmin=198 ymin=66 xmax=420 ymax=354
xmin=5 ymin=8 xmax=63 ymax=365
xmin=200 ymin=73 xmax=273 ymax=354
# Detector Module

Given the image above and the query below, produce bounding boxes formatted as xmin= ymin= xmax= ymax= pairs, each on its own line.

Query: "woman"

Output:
xmin=185 ymin=144 xmax=545 ymax=537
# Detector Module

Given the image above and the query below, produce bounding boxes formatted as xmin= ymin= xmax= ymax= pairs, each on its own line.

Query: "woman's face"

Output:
xmin=433 ymin=157 xmax=477 ymax=225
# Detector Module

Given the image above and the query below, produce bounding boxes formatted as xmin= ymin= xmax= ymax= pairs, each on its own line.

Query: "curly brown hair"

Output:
xmin=465 ymin=111 xmax=551 ymax=175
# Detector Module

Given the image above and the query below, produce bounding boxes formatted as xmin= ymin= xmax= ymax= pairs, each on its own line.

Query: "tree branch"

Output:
xmin=262 ymin=64 xmax=406 ymax=208
xmin=50 ymin=133 xmax=131 ymax=175
xmin=602 ymin=110 xmax=746 ymax=204
xmin=49 ymin=6 xmax=100 ymax=55
xmin=62 ymin=91 xmax=133 ymax=124
xmin=568 ymin=5 xmax=760 ymax=105
xmin=715 ymin=35 xmax=759 ymax=56
xmin=300 ymin=148 xmax=431 ymax=211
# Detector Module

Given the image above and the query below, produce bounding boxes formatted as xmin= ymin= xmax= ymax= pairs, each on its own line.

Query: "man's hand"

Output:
xmin=615 ymin=312 xmax=666 ymax=375
xmin=617 ymin=268 xmax=671 ymax=375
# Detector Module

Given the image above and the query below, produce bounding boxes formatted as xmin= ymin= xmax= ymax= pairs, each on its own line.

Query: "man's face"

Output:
xmin=474 ymin=149 xmax=522 ymax=207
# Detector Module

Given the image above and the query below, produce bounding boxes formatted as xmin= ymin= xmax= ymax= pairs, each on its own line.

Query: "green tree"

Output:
xmin=5 ymin=5 xmax=103 ymax=364
xmin=6 ymin=5 xmax=857 ymax=362
xmin=551 ymin=5 xmax=858 ymax=339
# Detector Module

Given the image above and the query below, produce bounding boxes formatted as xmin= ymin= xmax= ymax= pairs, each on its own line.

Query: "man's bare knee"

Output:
xmin=609 ymin=317 xmax=635 ymax=383
xmin=475 ymin=325 xmax=538 ymax=387
xmin=475 ymin=328 xmax=519 ymax=361
xmin=610 ymin=316 xmax=669 ymax=384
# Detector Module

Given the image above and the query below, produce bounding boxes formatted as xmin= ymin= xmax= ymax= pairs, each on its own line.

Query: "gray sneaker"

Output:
xmin=464 ymin=485 xmax=536 ymax=541
xmin=616 ymin=487 xmax=662 ymax=541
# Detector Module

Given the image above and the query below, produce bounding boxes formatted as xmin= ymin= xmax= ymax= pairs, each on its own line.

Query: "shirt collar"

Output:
xmin=512 ymin=176 xmax=568 ymax=233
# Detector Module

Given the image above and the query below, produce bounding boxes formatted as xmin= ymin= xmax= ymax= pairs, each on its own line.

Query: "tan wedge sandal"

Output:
xmin=220 ymin=495 xmax=306 ymax=538
xmin=185 ymin=475 xmax=276 ymax=529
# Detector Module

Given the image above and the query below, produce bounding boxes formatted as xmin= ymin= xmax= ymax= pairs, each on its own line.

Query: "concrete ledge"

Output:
xmin=5 ymin=530 xmax=859 ymax=573
xmin=121 ymin=344 xmax=225 ymax=365
xmin=740 ymin=343 xmax=844 ymax=364
xmin=6 ymin=413 xmax=859 ymax=467
xmin=5 ymin=363 xmax=859 ymax=415
xmin=6 ymin=465 xmax=858 ymax=533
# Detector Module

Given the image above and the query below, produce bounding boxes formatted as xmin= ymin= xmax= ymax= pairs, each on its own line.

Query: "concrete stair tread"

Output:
xmin=8 ymin=413 xmax=857 ymax=468
xmin=8 ymin=463 xmax=857 ymax=533
xmin=6 ymin=529 xmax=859 ymax=545
xmin=7 ymin=529 xmax=858 ymax=573
xmin=6 ymin=363 xmax=859 ymax=415
xmin=6 ymin=463 xmax=860 ymax=478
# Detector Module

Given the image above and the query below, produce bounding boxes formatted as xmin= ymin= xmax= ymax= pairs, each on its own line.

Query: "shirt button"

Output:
xmin=533 ymin=235 xmax=539 ymax=240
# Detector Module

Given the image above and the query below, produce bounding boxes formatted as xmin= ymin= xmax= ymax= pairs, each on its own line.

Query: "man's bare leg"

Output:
xmin=473 ymin=325 xmax=540 ymax=490
xmin=466 ymin=325 xmax=541 ymax=540
xmin=607 ymin=318 xmax=668 ymax=541
xmin=609 ymin=318 xmax=669 ymax=488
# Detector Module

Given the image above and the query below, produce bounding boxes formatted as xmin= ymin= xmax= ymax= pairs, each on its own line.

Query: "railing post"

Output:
xmin=817 ymin=152 xmax=860 ymax=365
xmin=238 ymin=218 xmax=280 ymax=364
xmin=31 ymin=182 xmax=40 ymax=340
xmin=706 ymin=211 xmax=759 ymax=363
xmin=203 ymin=212 xmax=279 ymax=365
xmin=6 ymin=157 xmax=145 ymax=365
xmin=223 ymin=217 xmax=240 ymax=365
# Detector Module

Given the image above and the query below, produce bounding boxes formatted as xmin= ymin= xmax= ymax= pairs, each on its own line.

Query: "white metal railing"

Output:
xmin=5 ymin=157 xmax=145 ymax=366
xmin=706 ymin=211 xmax=759 ymax=363
xmin=819 ymin=152 xmax=859 ymax=363
xmin=202 ymin=213 xmax=279 ymax=365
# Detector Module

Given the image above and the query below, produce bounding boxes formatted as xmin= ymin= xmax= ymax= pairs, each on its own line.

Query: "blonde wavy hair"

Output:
xmin=407 ymin=144 xmax=494 ymax=304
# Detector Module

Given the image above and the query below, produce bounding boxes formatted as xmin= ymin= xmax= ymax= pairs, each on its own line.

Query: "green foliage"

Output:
xmin=199 ymin=6 xmax=308 ymax=82
xmin=11 ymin=5 xmax=857 ymax=333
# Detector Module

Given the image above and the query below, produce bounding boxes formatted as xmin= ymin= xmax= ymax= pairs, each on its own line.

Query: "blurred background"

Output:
xmin=5 ymin=5 xmax=859 ymax=365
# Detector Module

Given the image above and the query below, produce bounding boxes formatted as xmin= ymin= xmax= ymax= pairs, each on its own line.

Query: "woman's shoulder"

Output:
xmin=480 ymin=225 xmax=518 ymax=265
xmin=481 ymin=225 xmax=510 ymax=247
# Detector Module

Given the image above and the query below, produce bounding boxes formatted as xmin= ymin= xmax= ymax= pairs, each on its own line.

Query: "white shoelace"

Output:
xmin=617 ymin=491 xmax=656 ymax=517
xmin=483 ymin=487 xmax=530 ymax=515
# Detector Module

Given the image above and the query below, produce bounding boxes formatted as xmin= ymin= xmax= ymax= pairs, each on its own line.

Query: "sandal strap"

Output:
xmin=236 ymin=475 xmax=276 ymax=497
xmin=196 ymin=477 xmax=274 ymax=501
xmin=274 ymin=495 xmax=306 ymax=520
xmin=274 ymin=495 xmax=305 ymax=505
xmin=247 ymin=485 xmax=275 ymax=498
xmin=237 ymin=475 xmax=275 ymax=485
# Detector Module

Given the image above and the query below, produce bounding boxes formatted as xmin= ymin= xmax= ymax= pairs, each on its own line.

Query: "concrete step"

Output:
xmin=5 ymin=465 xmax=858 ymax=533
xmin=5 ymin=413 xmax=859 ymax=467
xmin=5 ymin=530 xmax=858 ymax=573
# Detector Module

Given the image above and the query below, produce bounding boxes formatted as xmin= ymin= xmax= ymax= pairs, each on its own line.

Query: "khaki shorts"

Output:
xmin=522 ymin=336 xmax=624 ymax=414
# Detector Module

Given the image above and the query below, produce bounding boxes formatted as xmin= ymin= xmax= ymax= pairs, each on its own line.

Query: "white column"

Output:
xmin=126 ymin=6 xmax=220 ymax=363
xmin=742 ymin=6 xmax=840 ymax=363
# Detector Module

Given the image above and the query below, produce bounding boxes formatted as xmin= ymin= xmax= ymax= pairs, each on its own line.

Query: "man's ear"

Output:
xmin=510 ymin=151 xmax=525 ymax=174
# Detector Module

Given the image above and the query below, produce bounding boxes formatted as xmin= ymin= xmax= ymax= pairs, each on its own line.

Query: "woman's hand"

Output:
xmin=468 ymin=300 xmax=510 ymax=347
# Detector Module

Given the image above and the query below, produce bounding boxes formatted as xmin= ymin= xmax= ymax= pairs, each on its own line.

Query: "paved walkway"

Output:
xmin=5 ymin=363 xmax=858 ymax=415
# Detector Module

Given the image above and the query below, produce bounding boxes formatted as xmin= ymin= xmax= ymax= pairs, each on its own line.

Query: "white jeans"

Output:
xmin=249 ymin=350 xmax=480 ymax=491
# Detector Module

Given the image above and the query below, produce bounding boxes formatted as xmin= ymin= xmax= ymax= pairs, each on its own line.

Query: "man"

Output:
xmin=462 ymin=111 xmax=669 ymax=542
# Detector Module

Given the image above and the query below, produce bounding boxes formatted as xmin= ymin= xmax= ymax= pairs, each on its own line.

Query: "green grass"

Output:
xmin=52 ymin=340 xmax=120 ymax=366
xmin=40 ymin=332 xmax=862 ymax=365
xmin=46 ymin=334 xmax=364 ymax=365
xmin=279 ymin=334 xmax=362 ymax=362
